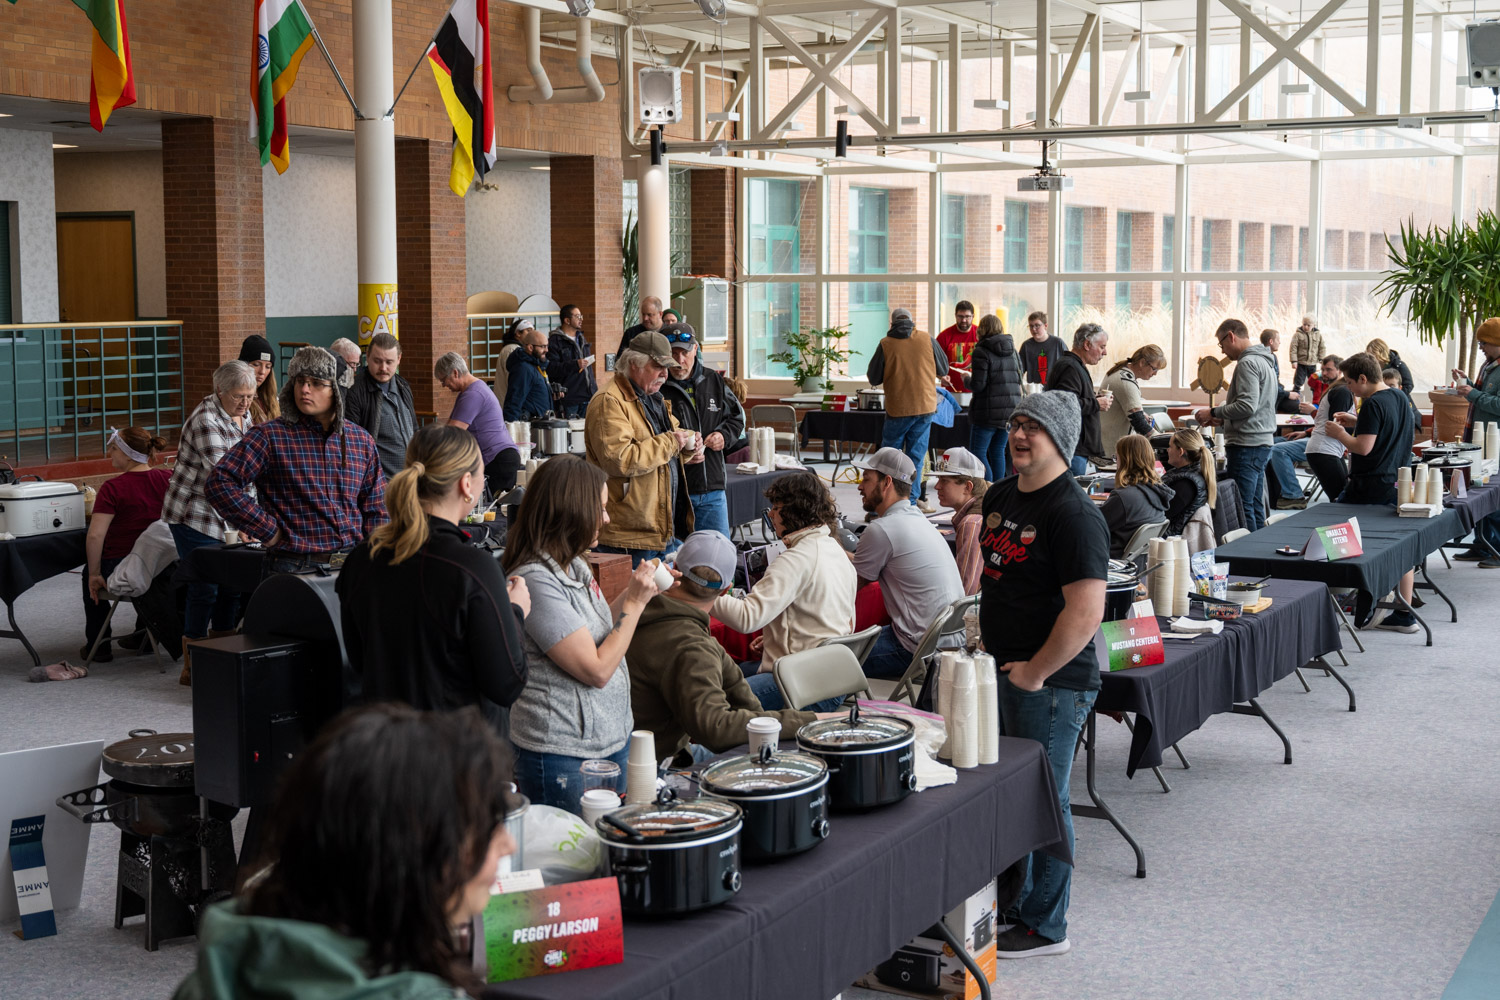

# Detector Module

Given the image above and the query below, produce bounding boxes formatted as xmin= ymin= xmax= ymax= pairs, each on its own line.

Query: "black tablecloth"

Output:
xmin=1095 ymin=577 xmax=1340 ymax=776
xmin=1444 ymin=480 xmax=1500 ymax=532
xmin=0 ymin=529 xmax=85 ymax=604
xmin=484 ymin=739 xmax=1067 ymax=1000
xmin=172 ymin=543 xmax=266 ymax=595
xmin=800 ymin=410 xmax=972 ymax=453
xmin=725 ymin=469 xmax=796 ymax=527
xmin=1214 ymin=502 xmax=1464 ymax=598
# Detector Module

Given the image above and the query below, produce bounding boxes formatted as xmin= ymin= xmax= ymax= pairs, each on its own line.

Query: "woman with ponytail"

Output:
xmin=1161 ymin=428 xmax=1218 ymax=537
xmin=81 ymin=427 xmax=172 ymax=662
xmin=336 ymin=426 xmax=530 ymax=736
xmin=1099 ymin=344 xmax=1167 ymax=454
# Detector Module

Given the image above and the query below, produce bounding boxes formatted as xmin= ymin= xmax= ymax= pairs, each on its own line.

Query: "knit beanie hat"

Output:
xmin=238 ymin=335 xmax=274 ymax=365
xmin=1477 ymin=317 xmax=1500 ymax=346
xmin=278 ymin=346 xmax=346 ymax=432
xmin=1011 ymin=390 xmax=1081 ymax=461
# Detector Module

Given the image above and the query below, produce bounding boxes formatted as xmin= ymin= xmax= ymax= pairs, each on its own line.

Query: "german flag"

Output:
xmin=73 ymin=0 xmax=137 ymax=130
xmin=426 ymin=0 xmax=494 ymax=197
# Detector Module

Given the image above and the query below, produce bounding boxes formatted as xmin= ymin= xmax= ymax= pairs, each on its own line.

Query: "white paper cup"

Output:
xmin=580 ymin=789 xmax=622 ymax=827
xmin=747 ymin=717 xmax=781 ymax=756
xmin=222 ymin=529 xmax=240 ymax=545
xmin=653 ymin=564 xmax=674 ymax=592
xmin=628 ymin=730 xmax=656 ymax=767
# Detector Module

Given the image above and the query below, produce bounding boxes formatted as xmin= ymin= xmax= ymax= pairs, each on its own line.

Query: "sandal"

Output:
xmin=28 ymin=660 xmax=89 ymax=683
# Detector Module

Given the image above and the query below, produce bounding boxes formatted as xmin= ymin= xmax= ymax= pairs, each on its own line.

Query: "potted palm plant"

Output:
xmin=768 ymin=326 xmax=856 ymax=393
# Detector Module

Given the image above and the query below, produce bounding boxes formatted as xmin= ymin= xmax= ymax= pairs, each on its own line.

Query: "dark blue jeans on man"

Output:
xmin=969 ymin=424 xmax=1009 ymax=480
xmin=168 ymin=523 xmax=243 ymax=639
xmin=860 ymin=624 xmax=914 ymax=679
xmin=745 ymin=671 xmax=846 ymax=712
xmin=688 ymin=490 xmax=731 ymax=538
xmin=1225 ymin=444 xmax=1273 ymax=532
xmin=999 ymin=680 xmax=1097 ymax=943
xmin=882 ymin=413 xmax=934 ymax=502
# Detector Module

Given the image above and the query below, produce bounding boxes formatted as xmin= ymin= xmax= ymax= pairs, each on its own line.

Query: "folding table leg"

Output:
xmin=1293 ymin=667 xmax=1312 ymax=692
xmin=1170 ymin=743 xmax=1190 ymax=770
xmin=1070 ymin=712 xmax=1146 ymax=878
xmin=3 ymin=600 xmax=42 ymax=667
xmin=1415 ymin=557 xmax=1457 ymax=623
xmin=1231 ymin=698 xmax=1292 ymax=764
xmin=930 ymin=920 xmax=992 ymax=1000
xmin=1327 ymin=591 xmax=1366 ymax=653
xmin=1307 ymin=655 xmax=1356 ymax=712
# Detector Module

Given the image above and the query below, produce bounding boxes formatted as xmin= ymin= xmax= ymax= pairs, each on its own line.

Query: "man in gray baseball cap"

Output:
xmin=625 ymin=531 xmax=831 ymax=763
xmin=850 ymin=447 xmax=965 ymax=679
xmin=977 ymin=388 xmax=1107 ymax=960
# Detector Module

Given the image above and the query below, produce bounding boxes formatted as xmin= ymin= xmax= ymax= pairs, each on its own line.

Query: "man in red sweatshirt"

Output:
xmin=936 ymin=300 xmax=978 ymax=393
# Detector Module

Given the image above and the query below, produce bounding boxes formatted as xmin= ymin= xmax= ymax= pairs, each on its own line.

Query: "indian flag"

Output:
xmin=251 ymin=0 xmax=315 ymax=173
xmin=426 ymin=0 xmax=494 ymax=197
xmin=72 ymin=0 xmax=137 ymax=130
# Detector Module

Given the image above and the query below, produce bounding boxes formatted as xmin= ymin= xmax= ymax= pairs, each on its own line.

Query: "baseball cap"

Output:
xmin=931 ymin=447 xmax=986 ymax=479
xmin=852 ymin=446 xmax=915 ymax=485
xmin=674 ymin=531 xmax=738 ymax=590
xmin=661 ymin=321 xmax=699 ymax=346
xmin=632 ymin=331 xmax=676 ymax=367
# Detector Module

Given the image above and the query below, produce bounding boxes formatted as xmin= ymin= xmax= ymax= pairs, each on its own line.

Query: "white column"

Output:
xmin=637 ymin=159 xmax=672 ymax=310
xmin=354 ymin=0 xmax=398 ymax=344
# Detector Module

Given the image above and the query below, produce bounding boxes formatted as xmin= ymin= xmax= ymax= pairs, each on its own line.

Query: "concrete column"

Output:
xmin=161 ymin=117 xmax=265 ymax=404
xmin=354 ymin=0 xmax=398 ymax=346
xmin=637 ymin=158 xmax=672 ymax=313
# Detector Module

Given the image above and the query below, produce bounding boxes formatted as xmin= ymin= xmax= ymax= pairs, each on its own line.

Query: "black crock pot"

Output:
xmin=795 ymin=704 xmax=917 ymax=811
xmin=1104 ymin=558 xmax=1141 ymax=623
xmin=700 ymin=746 xmax=830 ymax=862
xmin=597 ymin=792 xmax=743 ymax=916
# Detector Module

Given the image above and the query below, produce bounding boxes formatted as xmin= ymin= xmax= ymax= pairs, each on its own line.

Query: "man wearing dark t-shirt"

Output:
xmin=1018 ymin=311 xmax=1065 ymax=386
xmin=1325 ymin=351 xmax=1419 ymax=633
xmin=978 ymin=389 xmax=1108 ymax=958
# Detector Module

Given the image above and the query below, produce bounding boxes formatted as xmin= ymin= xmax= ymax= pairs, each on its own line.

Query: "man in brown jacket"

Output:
xmin=585 ymin=331 xmax=701 ymax=565
xmin=866 ymin=307 xmax=949 ymax=507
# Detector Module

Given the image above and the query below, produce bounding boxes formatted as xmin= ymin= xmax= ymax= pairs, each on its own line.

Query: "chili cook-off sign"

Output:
xmin=484 ymin=876 xmax=623 ymax=982
xmin=1097 ymin=616 xmax=1165 ymax=672
xmin=1303 ymin=517 xmax=1363 ymax=561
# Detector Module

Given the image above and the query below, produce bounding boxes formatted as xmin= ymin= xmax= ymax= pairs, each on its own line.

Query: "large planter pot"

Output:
xmin=1428 ymin=390 xmax=1470 ymax=443
xmin=796 ymin=375 xmax=826 ymax=395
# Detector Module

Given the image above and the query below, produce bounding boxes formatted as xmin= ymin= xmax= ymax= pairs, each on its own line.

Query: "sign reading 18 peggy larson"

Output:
xmin=483 ymin=877 xmax=623 ymax=982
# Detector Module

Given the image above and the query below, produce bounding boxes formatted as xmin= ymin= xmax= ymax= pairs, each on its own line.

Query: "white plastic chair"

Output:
xmin=1220 ymin=527 xmax=1251 ymax=543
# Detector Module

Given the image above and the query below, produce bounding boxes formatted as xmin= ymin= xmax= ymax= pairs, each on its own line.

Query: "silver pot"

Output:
xmin=533 ymin=419 xmax=570 ymax=456
xmin=858 ymin=388 xmax=885 ymax=411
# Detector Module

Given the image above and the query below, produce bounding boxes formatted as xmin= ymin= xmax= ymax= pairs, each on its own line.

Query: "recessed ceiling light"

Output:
xmin=53 ymin=143 xmax=76 ymax=149
xmin=0 ymin=113 xmax=12 ymax=118
xmin=529 ymin=165 xmax=550 ymax=170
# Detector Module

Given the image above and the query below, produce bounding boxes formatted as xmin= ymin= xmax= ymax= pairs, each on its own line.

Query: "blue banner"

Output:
xmin=10 ymin=815 xmax=56 ymax=940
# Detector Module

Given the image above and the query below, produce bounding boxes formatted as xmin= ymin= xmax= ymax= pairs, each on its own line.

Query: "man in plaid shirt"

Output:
xmin=207 ymin=346 xmax=386 ymax=572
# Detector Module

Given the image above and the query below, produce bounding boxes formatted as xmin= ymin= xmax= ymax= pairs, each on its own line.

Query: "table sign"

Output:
xmin=9 ymin=815 xmax=55 ymax=940
xmin=1452 ymin=472 xmax=1468 ymax=499
xmin=1129 ymin=598 xmax=1155 ymax=619
xmin=1302 ymin=517 xmax=1363 ymax=561
xmin=484 ymin=877 xmax=623 ymax=983
xmin=1097 ymin=616 xmax=1165 ymax=672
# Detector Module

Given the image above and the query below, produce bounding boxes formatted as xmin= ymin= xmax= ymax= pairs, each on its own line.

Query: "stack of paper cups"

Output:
xmin=1170 ymin=538 xmax=1192 ymax=617
xmin=1396 ymin=465 xmax=1412 ymax=506
xmin=1487 ymin=422 xmax=1500 ymax=463
xmin=626 ymin=730 xmax=658 ymax=805
xmin=937 ymin=651 xmax=957 ymax=759
xmin=1148 ymin=538 xmax=1174 ymax=618
xmin=974 ymin=653 xmax=999 ymax=765
xmin=949 ymin=655 xmax=979 ymax=769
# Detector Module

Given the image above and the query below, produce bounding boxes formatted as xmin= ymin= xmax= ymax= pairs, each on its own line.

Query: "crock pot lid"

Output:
xmin=798 ymin=712 xmax=913 ymax=750
xmin=101 ymin=732 xmax=196 ymax=787
xmin=701 ymin=751 xmax=827 ymax=795
xmin=604 ymin=798 xmax=742 ymax=841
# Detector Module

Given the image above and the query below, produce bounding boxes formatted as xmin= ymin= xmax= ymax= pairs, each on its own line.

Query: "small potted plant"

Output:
xmin=768 ymin=326 xmax=856 ymax=393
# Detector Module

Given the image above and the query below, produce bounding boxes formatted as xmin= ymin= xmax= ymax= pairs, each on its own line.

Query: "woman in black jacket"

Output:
xmin=1161 ymin=428 xmax=1218 ymax=536
xmin=336 ymin=425 xmax=531 ymax=737
xmin=1367 ymin=338 xmax=1414 ymax=395
xmin=966 ymin=313 xmax=1024 ymax=479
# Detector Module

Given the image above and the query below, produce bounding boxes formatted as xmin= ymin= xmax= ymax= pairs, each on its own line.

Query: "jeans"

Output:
xmin=1225 ymin=444 xmax=1273 ymax=532
xmin=998 ymin=681 xmax=1097 ymax=942
xmin=882 ymin=413 xmax=934 ymax=502
xmin=1267 ymin=439 xmax=1308 ymax=501
xmin=169 ymin=522 xmax=243 ymax=640
xmin=1069 ymin=455 xmax=1090 ymax=477
xmin=513 ymin=743 xmax=632 ymax=816
xmin=861 ymin=625 xmax=914 ymax=680
xmin=1292 ymin=362 xmax=1317 ymax=392
xmin=969 ymin=424 xmax=1009 ymax=480
xmin=745 ymin=670 xmax=847 ymax=712
xmin=596 ymin=539 xmax=680 ymax=568
xmin=688 ymin=490 xmax=731 ymax=538
xmin=1480 ymin=511 xmax=1500 ymax=556
xmin=560 ymin=403 xmax=589 ymax=419
xmin=81 ymin=555 xmax=123 ymax=649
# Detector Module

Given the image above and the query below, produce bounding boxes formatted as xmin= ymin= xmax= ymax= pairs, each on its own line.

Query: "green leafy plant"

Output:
xmin=1374 ymin=211 xmax=1500 ymax=375
xmin=768 ymin=326 xmax=857 ymax=391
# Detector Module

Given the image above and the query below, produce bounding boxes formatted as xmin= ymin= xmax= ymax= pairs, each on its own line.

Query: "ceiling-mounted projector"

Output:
xmin=1018 ymin=174 xmax=1073 ymax=191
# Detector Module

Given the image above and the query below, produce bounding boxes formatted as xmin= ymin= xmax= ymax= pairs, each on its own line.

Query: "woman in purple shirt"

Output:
xmin=435 ymin=351 xmax=521 ymax=493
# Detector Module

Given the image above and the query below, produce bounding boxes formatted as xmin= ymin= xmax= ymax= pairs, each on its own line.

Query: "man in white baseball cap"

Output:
xmin=930 ymin=447 xmax=990 ymax=595
xmin=850 ymin=447 xmax=965 ymax=679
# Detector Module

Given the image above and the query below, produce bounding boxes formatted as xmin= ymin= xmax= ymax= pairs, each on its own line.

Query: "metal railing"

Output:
xmin=0 ymin=321 xmax=183 ymax=467
xmin=467 ymin=311 xmax=565 ymax=379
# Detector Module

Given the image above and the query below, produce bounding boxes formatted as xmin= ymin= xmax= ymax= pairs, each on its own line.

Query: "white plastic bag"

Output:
xmin=520 ymin=805 xmax=604 ymax=884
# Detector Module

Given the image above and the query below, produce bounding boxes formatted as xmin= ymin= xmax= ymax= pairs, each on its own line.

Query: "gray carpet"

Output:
xmin=2 ymin=473 xmax=1497 ymax=999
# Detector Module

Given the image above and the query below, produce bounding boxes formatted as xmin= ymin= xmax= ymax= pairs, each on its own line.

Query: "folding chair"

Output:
xmin=749 ymin=405 xmax=802 ymax=463
xmin=773 ymin=645 xmax=872 ymax=712
xmin=887 ymin=594 xmax=980 ymax=706
xmin=81 ymin=592 xmax=168 ymax=673
xmin=1122 ymin=520 xmax=1168 ymax=563
xmin=816 ymin=625 xmax=883 ymax=668
xmin=1220 ymin=527 xmax=1251 ymax=543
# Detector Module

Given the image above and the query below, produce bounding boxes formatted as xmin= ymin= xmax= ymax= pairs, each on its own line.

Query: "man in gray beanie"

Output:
xmin=977 ymin=388 xmax=1107 ymax=959
xmin=207 ymin=346 xmax=386 ymax=576
xmin=866 ymin=306 xmax=950 ymax=509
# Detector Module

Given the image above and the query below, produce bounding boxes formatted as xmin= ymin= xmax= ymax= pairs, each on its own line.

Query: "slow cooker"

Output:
xmin=795 ymin=704 xmax=916 ymax=811
xmin=858 ymin=388 xmax=886 ymax=411
xmin=1104 ymin=558 xmax=1142 ymax=623
xmin=532 ymin=418 xmax=570 ymax=456
xmin=699 ymin=746 xmax=830 ymax=862
xmin=597 ymin=791 xmax=743 ymax=916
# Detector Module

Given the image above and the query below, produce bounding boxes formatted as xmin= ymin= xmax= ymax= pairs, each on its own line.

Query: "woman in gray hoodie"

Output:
xmin=1102 ymin=435 xmax=1175 ymax=559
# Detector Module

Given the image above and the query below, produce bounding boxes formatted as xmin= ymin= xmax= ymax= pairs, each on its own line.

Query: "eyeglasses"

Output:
xmin=294 ymin=375 xmax=333 ymax=390
xmin=227 ymin=392 xmax=255 ymax=403
xmin=1006 ymin=418 xmax=1044 ymax=436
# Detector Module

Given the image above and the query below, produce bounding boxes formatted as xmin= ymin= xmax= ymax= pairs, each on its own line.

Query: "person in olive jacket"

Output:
xmin=660 ymin=322 xmax=745 ymax=538
xmin=966 ymin=313 xmax=1023 ymax=480
xmin=626 ymin=531 xmax=825 ymax=765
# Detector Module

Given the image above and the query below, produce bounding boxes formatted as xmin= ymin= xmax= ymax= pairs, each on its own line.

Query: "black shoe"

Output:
xmin=994 ymin=925 xmax=1071 ymax=958
xmin=81 ymin=642 xmax=113 ymax=663
xmin=1479 ymin=558 xmax=1500 ymax=569
xmin=1375 ymin=610 xmax=1421 ymax=633
xmin=1273 ymin=496 xmax=1308 ymax=510
xmin=1452 ymin=548 xmax=1486 ymax=561
xmin=116 ymin=631 xmax=146 ymax=652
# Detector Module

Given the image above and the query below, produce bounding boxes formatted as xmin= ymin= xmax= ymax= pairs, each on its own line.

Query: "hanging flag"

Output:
xmin=426 ymin=0 xmax=494 ymax=196
xmin=251 ymin=0 xmax=315 ymax=173
xmin=73 ymin=0 xmax=137 ymax=130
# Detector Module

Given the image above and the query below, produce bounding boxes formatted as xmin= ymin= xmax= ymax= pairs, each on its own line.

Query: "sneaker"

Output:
xmin=1479 ymin=558 xmax=1500 ymax=569
xmin=994 ymin=926 xmax=1071 ymax=958
xmin=916 ymin=496 xmax=937 ymax=514
xmin=1375 ymin=610 xmax=1421 ymax=633
xmin=1273 ymin=496 xmax=1308 ymax=510
xmin=80 ymin=642 xmax=113 ymax=663
xmin=1452 ymin=548 xmax=1487 ymax=562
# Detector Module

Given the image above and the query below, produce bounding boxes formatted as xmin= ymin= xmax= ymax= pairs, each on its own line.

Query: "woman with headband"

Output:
xmin=81 ymin=427 xmax=170 ymax=664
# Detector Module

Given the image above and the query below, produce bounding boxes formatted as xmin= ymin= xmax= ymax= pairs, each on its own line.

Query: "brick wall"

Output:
xmin=689 ymin=167 xmax=736 ymax=370
xmin=550 ymin=155 xmax=624 ymax=381
xmin=162 ymin=117 xmax=265 ymax=404
xmin=395 ymin=137 xmax=467 ymax=417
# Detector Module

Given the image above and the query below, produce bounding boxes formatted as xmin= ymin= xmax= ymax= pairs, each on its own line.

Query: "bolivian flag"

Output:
xmin=72 ymin=0 xmax=137 ymax=130
xmin=426 ymin=0 xmax=495 ymax=197
xmin=251 ymin=0 xmax=315 ymax=173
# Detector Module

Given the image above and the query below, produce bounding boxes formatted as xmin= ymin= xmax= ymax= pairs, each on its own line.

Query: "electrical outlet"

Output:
xmin=605 ymin=352 xmax=616 ymax=372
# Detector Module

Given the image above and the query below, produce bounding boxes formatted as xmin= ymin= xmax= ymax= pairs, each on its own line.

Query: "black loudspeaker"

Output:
xmin=1468 ymin=21 xmax=1500 ymax=87
xmin=639 ymin=66 xmax=683 ymax=125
